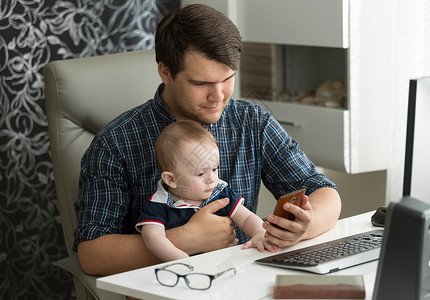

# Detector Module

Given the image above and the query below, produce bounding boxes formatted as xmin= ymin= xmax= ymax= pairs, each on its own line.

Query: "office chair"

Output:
xmin=44 ymin=49 xmax=161 ymax=300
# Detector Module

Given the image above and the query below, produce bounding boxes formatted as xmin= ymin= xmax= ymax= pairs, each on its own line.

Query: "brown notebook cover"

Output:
xmin=274 ymin=274 xmax=365 ymax=299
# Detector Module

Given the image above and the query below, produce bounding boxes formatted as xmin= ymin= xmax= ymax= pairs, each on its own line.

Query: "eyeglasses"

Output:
xmin=154 ymin=262 xmax=236 ymax=290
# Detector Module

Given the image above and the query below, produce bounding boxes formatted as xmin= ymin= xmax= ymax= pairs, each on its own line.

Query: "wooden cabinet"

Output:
xmin=182 ymin=0 xmax=393 ymax=174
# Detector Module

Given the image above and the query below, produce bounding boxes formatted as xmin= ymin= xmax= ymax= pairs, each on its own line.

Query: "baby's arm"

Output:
xmin=141 ymin=224 xmax=189 ymax=261
xmin=232 ymin=206 xmax=280 ymax=253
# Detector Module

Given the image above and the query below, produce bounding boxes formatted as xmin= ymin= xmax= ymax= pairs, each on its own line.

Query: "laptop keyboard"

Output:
xmin=255 ymin=229 xmax=384 ymax=274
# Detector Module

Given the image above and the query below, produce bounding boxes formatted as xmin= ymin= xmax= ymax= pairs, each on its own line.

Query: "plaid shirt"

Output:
xmin=74 ymin=84 xmax=336 ymax=249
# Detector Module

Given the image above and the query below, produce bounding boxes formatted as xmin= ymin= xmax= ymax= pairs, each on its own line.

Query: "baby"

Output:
xmin=136 ymin=120 xmax=279 ymax=261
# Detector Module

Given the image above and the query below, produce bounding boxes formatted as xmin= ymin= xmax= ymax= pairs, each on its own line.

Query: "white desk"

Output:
xmin=97 ymin=211 xmax=379 ymax=299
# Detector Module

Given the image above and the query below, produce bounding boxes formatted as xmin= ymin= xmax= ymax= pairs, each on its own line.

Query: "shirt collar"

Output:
xmin=153 ymin=83 xmax=176 ymax=123
xmin=151 ymin=179 xmax=228 ymax=209
xmin=200 ymin=179 xmax=228 ymax=207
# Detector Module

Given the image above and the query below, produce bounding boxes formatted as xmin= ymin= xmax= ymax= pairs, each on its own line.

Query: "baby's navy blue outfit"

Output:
xmin=136 ymin=179 xmax=244 ymax=231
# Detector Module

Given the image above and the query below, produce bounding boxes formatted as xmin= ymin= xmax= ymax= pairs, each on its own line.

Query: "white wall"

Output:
xmin=385 ymin=0 xmax=430 ymax=204
xmin=324 ymin=0 xmax=430 ymax=215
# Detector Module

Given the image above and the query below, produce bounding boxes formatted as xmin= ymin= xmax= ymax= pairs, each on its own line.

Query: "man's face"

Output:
xmin=160 ymin=51 xmax=236 ymax=124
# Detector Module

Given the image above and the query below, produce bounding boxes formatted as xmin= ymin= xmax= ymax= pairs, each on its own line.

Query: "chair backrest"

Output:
xmin=44 ymin=50 xmax=160 ymax=255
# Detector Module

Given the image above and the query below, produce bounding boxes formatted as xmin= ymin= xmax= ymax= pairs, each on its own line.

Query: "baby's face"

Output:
xmin=173 ymin=141 xmax=219 ymax=201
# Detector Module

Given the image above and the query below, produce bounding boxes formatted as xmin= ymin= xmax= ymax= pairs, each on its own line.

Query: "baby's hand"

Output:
xmin=241 ymin=232 xmax=280 ymax=253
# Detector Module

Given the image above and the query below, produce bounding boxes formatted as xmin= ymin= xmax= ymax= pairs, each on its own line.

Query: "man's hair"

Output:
xmin=155 ymin=4 xmax=242 ymax=79
xmin=155 ymin=120 xmax=218 ymax=172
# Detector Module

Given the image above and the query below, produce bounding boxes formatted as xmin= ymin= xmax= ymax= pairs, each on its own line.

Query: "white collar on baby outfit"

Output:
xmin=149 ymin=179 xmax=228 ymax=209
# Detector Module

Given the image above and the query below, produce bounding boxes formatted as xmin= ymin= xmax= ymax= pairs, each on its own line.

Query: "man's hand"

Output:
xmin=169 ymin=198 xmax=238 ymax=255
xmin=77 ymin=198 xmax=238 ymax=276
xmin=262 ymin=187 xmax=341 ymax=247
xmin=263 ymin=195 xmax=312 ymax=247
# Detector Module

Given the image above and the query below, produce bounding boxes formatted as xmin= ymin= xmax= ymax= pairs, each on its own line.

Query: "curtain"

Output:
xmin=0 ymin=1 xmax=179 ymax=299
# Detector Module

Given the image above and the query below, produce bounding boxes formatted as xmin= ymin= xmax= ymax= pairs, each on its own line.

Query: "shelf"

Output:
xmin=237 ymin=0 xmax=348 ymax=48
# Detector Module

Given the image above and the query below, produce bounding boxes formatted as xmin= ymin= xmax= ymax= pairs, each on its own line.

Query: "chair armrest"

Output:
xmin=53 ymin=253 xmax=125 ymax=300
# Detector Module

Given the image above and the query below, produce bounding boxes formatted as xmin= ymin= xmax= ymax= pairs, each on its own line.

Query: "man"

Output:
xmin=75 ymin=4 xmax=341 ymax=276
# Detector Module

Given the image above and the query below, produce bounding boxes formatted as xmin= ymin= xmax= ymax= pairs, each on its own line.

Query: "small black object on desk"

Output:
xmin=371 ymin=207 xmax=387 ymax=227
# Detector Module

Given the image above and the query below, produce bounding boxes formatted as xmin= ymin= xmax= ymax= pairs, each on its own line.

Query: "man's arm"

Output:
xmin=78 ymin=198 xmax=237 ymax=276
xmin=78 ymin=234 xmax=160 ymax=276
xmin=263 ymin=187 xmax=341 ymax=247
xmin=258 ymin=114 xmax=341 ymax=247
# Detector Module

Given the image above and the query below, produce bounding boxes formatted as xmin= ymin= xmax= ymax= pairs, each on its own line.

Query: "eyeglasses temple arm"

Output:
xmin=213 ymin=267 xmax=236 ymax=279
xmin=159 ymin=262 xmax=194 ymax=271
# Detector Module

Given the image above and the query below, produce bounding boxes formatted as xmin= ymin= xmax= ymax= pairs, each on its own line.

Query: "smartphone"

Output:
xmin=273 ymin=188 xmax=306 ymax=221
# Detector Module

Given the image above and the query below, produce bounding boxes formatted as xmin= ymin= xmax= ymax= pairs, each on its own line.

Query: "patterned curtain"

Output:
xmin=0 ymin=0 xmax=179 ymax=299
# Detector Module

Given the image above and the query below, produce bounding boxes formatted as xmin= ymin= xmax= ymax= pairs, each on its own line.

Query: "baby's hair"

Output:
xmin=155 ymin=120 xmax=217 ymax=171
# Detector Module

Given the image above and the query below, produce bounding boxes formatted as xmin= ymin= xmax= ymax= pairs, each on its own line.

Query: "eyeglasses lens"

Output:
xmin=185 ymin=274 xmax=211 ymax=290
xmin=156 ymin=269 xmax=178 ymax=287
